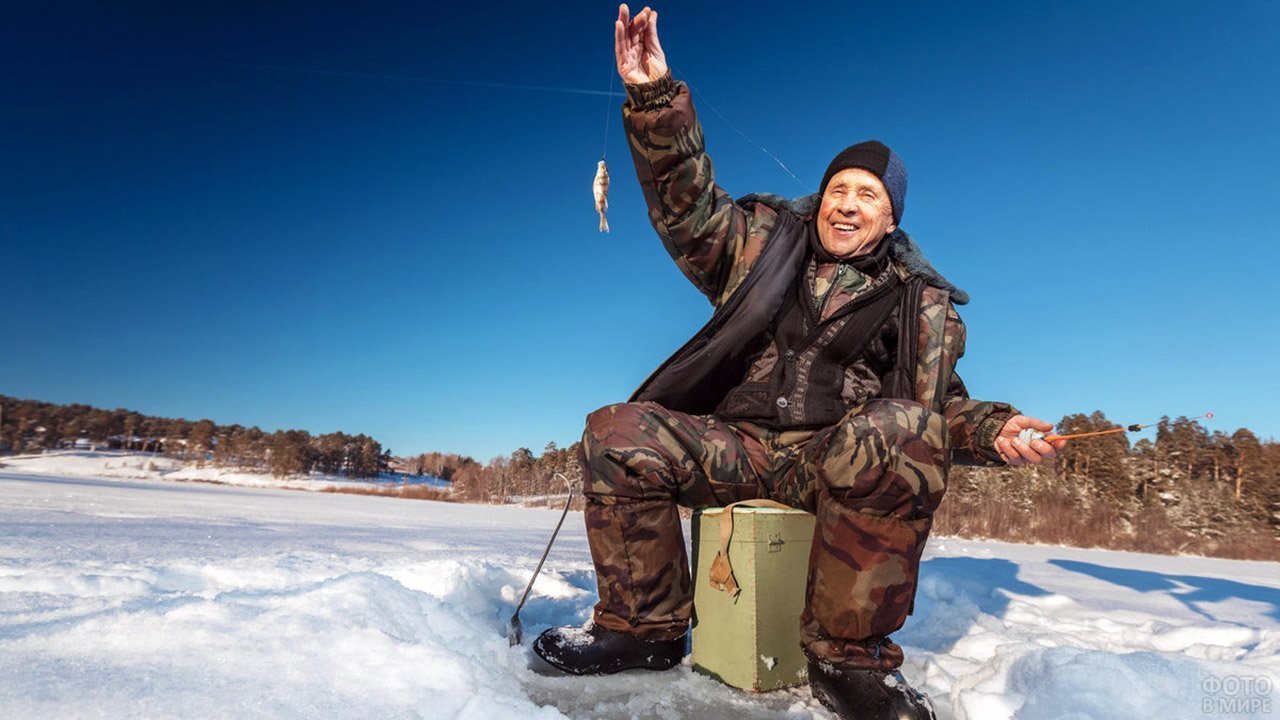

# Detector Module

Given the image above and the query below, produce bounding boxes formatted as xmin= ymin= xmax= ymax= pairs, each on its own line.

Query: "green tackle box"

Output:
xmin=690 ymin=505 xmax=816 ymax=692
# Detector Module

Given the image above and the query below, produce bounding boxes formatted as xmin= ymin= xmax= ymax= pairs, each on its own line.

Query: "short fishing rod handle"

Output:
xmin=1018 ymin=429 xmax=1046 ymax=444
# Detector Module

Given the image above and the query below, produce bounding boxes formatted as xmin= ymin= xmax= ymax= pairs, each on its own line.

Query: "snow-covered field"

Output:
xmin=0 ymin=449 xmax=446 ymax=492
xmin=1 ymin=458 xmax=1278 ymax=719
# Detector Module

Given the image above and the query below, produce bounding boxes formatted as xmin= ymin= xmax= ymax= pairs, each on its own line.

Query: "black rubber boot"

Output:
xmin=532 ymin=624 xmax=685 ymax=675
xmin=808 ymin=658 xmax=937 ymax=720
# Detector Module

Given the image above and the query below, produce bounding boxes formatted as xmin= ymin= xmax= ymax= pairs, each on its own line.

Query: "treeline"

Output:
xmin=0 ymin=395 xmax=390 ymax=478
xmin=410 ymin=412 xmax=1279 ymax=561
xmin=401 ymin=442 xmax=583 ymax=505
xmin=7 ymin=393 xmax=1276 ymax=559
xmin=935 ymin=412 xmax=1280 ymax=561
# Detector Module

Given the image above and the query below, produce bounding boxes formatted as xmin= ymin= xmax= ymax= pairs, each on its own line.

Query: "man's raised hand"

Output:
xmin=615 ymin=4 xmax=668 ymax=84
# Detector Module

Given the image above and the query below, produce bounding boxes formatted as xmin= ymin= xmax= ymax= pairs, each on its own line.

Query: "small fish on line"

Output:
xmin=593 ymin=159 xmax=610 ymax=233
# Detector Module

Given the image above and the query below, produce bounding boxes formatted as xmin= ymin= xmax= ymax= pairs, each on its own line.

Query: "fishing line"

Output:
xmin=601 ymin=52 xmax=616 ymax=160
xmin=1020 ymin=411 xmax=1215 ymax=444
xmin=592 ymin=49 xmax=616 ymax=233
xmin=671 ymin=64 xmax=808 ymax=192
xmin=24 ymin=45 xmax=628 ymax=99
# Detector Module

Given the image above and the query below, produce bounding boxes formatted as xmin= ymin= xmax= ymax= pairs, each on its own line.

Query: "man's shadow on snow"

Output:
xmin=899 ymin=555 xmax=1280 ymax=658
xmin=1046 ymin=558 xmax=1280 ymax=624
xmin=896 ymin=556 xmax=1052 ymax=654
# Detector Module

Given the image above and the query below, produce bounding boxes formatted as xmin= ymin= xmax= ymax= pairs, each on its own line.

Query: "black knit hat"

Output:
xmin=818 ymin=140 xmax=908 ymax=225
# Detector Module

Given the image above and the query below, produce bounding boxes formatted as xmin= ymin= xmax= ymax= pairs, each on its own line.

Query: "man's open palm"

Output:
xmin=615 ymin=4 xmax=668 ymax=84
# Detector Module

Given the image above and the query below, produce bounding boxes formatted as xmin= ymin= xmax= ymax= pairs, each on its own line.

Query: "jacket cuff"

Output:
xmin=973 ymin=410 xmax=1015 ymax=464
xmin=624 ymin=73 xmax=677 ymax=111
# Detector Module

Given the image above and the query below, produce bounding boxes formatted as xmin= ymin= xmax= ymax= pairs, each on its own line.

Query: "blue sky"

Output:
xmin=4 ymin=1 xmax=1278 ymax=460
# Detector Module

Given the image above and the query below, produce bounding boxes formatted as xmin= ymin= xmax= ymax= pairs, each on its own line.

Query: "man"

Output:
xmin=534 ymin=6 xmax=1066 ymax=719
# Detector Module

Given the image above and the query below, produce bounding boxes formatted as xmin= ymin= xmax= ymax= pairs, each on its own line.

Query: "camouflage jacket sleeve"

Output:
xmin=622 ymin=73 xmax=756 ymax=304
xmin=940 ymin=304 xmax=1019 ymax=467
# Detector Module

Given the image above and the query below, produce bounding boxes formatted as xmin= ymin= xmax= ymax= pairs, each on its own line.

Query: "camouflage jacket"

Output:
xmin=623 ymin=75 xmax=1014 ymax=466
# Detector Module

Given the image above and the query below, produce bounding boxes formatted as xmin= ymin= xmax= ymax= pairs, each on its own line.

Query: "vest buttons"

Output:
xmin=784 ymin=349 xmax=795 ymax=361
xmin=775 ymin=397 xmax=789 ymax=409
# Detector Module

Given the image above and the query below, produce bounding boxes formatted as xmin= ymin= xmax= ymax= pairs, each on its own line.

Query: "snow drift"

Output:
xmin=1 ymin=459 xmax=1277 ymax=719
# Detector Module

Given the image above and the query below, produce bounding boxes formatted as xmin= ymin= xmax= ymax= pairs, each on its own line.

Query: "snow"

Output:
xmin=1 ymin=457 xmax=1278 ymax=719
xmin=0 ymin=449 xmax=447 ymax=492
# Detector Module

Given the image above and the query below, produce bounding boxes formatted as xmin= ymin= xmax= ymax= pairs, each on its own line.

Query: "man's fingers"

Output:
xmin=637 ymin=7 xmax=654 ymax=43
xmin=628 ymin=12 xmax=643 ymax=47
xmin=996 ymin=438 xmax=1024 ymax=466
xmin=1022 ymin=416 xmax=1053 ymax=432
xmin=648 ymin=9 xmax=664 ymax=55
xmin=996 ymin=436 xmax=1039 ymax=465
xmin=1010 ymin=436 xmax=1042 ymax=463
xmin=1030 ymin=438 xmax=1057 ymax=458
xmin=615 ymin=19 xmax=627 ymax=66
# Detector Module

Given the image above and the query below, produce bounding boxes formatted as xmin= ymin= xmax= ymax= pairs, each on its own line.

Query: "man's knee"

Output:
xmin=582 ymin=402 xmax=662 ymax=462
xmin=580 ymin=401 xmax=674 ymax=501
xmin=852 ymin=399 xmax=939 ymax=450
xmin=816 ymin=399 xmax=947 ymax=517
xmin=823 ymin=400 xmax=942 ymax=469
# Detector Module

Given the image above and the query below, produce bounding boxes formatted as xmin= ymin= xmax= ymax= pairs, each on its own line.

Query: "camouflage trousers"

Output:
xmin=580 ymin=398 xmax=947 ymax=671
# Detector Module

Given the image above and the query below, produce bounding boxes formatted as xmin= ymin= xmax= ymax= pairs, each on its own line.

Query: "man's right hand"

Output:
xmin=614 ymin=4 xmax=668 ymax=84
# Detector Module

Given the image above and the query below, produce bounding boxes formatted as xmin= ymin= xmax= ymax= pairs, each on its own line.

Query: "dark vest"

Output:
xmin=713 ymin=260 xmax=905 ymax=429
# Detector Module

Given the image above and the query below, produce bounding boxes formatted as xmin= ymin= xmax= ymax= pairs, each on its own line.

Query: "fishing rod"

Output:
xmin=1018 ymin=411 xmax=1214 ymax=444
xmin=508 ymin=472 xmax=579 ymax=646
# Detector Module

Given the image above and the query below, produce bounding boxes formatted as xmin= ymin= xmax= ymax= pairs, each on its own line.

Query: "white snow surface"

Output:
xmin=0 ymin=449 xmax=432 ymax=492
xmin=1 ymin=457 xmax=1278 ymax=719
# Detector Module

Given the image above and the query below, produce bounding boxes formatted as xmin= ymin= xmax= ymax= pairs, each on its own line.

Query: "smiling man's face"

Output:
xmin=816 ymin=168 xmax=897 ymax=258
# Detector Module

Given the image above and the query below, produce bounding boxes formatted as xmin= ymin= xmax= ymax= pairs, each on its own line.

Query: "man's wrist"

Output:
xmin=624 ymin=72 xmax=677 ymax=111
xmin=974 ymin=410 xmax=1015 ymax=464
